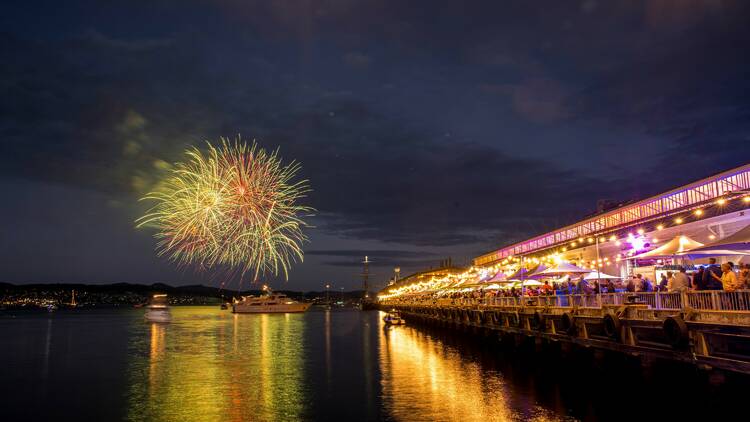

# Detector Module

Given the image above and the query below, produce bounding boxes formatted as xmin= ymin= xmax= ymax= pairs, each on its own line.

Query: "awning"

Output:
xmin=678 ymin=222 xmax=750 ymax=257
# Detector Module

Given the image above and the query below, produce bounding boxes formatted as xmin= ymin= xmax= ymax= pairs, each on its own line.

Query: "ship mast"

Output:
xmin=361 ymin=256 xmax=370 ymax=299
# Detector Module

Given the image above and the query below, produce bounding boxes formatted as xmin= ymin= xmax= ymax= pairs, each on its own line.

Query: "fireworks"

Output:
xmin=136 ymin=137 xmax=312 ymax=280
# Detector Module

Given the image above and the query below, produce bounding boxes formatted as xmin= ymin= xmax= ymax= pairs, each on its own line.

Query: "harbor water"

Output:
xmin=1 ymin=307 xmax=747 ymax=421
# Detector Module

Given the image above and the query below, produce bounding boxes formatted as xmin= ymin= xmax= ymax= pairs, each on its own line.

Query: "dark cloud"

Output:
xmin=2 ymin=0 xmax=749 ymax=287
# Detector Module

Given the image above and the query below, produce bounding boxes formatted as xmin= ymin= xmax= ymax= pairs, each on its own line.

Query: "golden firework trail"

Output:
xmin=136 ymin=137 xmax=313 ymax=280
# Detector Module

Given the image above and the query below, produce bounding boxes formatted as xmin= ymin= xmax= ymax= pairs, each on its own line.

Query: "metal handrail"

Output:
xmin=382 ymin=290 xmax=750 ymax=312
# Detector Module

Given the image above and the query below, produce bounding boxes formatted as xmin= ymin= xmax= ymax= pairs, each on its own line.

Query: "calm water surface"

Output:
xmin=1 ymin=307 xmax=747 ymax=421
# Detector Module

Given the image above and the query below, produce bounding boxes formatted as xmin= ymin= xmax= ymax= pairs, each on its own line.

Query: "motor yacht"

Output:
xmin=144 ymin=294 xmax=172 ymax=323
xmin=232 ymin=286 xmax=311 ymax=313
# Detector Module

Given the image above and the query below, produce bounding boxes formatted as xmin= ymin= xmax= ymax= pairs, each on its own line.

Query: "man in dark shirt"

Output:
xmin=702 ymin=258 xmax=724 ymax=290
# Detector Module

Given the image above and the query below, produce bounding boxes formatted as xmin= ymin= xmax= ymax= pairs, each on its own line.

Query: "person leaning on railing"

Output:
xmin=740 ymin=264 xmax=750 ymax=289
xmin=718 ymin=262 xmax=741 ymax=292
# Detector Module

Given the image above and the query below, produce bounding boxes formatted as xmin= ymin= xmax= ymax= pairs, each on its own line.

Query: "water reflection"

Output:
xmin=378 ymin=312 xmax=570 ymax=422
xmin=127 ymin=308 xmax=306 ymax=422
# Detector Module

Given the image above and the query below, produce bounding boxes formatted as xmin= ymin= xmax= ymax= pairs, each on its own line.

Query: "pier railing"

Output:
xmin=383 ymin=290 xmax=750 ymax=312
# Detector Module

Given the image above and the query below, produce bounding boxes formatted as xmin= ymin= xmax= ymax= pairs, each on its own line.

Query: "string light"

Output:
xmin=656 ymin=224 xmax=664 ymax=231
xmin=709 ymin=234 xmax=716 ymax=240
xmin=609 ymin=235 xmax=617 ymax=241
xmin=744 ymin=196 xmax=750 ymax=203
xmin=675 ymin=217 xmax=683 ymax=224
xmin=717 ymin=198 xmax=727 ymax=205
xmin=637 ymin=229 xmax=645 ymax=235
xmin=694 ymin=209 xmax=703 ymax=216
xmin=587 ymin=237 xmax=594 ymax=243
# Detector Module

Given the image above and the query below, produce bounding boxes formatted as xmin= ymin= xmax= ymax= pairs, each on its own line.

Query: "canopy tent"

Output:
xmin=678 ymin=223 xmax=750 ymax=257
xmin=484 ymin=271 xmax=508 ymax=283
xmin=506 ymin=267 xmax=532 ymax=280
xmin=629 ymin=235 xmax=703 ymax=259
xmin=583 ymin=271 xmax=621 ymax=280
xmin=521 ymin=279 xmax=543 ymax=287
xmin=500 ymin=280 xmax=522 ymax=289
xmin=537 ymin=262 xmax=591 ymax=275
xmin=526 ymin=264 xmax=549 ymax=279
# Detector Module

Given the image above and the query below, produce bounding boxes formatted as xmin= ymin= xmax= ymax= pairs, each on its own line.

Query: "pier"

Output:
xmin=380 ymin=291 xmax=750 ymax=375
xmin=378 ymin=163 xmax=750 ymax=376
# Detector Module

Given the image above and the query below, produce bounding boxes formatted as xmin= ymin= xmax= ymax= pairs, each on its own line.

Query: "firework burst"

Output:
xmin=136 ymin=137 xmax=313 ymax=280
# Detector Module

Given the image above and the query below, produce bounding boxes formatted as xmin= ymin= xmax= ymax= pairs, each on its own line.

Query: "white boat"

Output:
xmin=232 ymin=286 xmax=311 ymax=314
xmin=144 ymin=294 xmax=172 ymax=323
xmin=383 ymin=311 xmax=405 ymax=325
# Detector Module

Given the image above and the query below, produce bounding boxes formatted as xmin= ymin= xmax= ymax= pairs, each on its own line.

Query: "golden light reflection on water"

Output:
xmin=378 ymin=312 xmax=569 ymax=422
xmin=127 ymin=307 xmax=306 ymax=422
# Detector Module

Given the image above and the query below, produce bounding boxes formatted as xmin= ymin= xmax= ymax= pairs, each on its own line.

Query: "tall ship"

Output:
xmin=232 ymin=286 xmax=311 ymax=314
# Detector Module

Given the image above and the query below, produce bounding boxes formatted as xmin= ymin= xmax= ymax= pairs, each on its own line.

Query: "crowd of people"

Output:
xmin=395 ymin=259 xmax=750 ymax=303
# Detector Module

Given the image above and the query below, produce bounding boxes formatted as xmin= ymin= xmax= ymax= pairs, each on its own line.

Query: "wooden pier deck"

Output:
xmin=380 ymin=291 xmax=750 ymax=375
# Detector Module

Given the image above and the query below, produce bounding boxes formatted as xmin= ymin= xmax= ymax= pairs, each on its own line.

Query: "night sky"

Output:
xmin=2 ymin=1 xmax=749 ymax=290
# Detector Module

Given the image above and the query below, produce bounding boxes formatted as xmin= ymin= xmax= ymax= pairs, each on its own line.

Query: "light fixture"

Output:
xmin=694 ymin=209 xmax=703 ymax=216
xmin=571 ymin=242 xmax=577 ymax=247
xmin=599 ymin=237 xmax=606 ymax=242
xmin=656 ymin=224 xmax=664 ymax=231
xmin=578 ymin=237 xmax=584 ymax=242
xmin=744 ymin=196 xmax=750 ymax=203
xmin=587 ymin=237 xmax=594 ymax=243
xmin=675 ymin=217 xmax=683 ymax=224
xmin=637 ymin=229 xmax=645 ymax=235
xmin=652 ymin=238 xmax=658 ymax=243
xmin=717 ymin=198 xmax=727 ymax=205
xmin=615 ymin=240 xmax=621 ymax=246
xmin=609 ymin=235 xmax=617 ymax=241
xmin=709 ymin=234 xmax=716 ymax=240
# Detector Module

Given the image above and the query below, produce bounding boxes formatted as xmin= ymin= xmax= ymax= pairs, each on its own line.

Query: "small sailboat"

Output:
xmin=383 ymin=310 xmax=405 ymax=325
xmin=144 ymin=294 xmax=172 ymax=323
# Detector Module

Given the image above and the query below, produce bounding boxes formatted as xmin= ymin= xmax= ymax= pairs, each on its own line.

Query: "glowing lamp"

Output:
xmin=656 ymin=225 xmax=664 ymax=231
xmin=637 ymin=229 xmax=645 ymax=235
xmin=675 ymin=218 xmax=683 ymax=224
xmin=694 ymin=209 xmax=703 ymax=216
xmin=717 ymin=198 xmax=727 ymax=205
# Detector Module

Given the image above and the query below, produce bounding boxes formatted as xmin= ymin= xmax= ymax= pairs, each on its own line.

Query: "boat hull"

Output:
xmin=145 ymin=308 xmax=172 ymax=323
xmin=232 ymin=302 xmax=311 ymax=313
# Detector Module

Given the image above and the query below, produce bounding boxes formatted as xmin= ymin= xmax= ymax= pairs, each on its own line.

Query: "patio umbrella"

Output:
xmin=630 ymin=234 xmax=703 ymax=259
xmin=537 ymin=262 xmax=591 ymax=275
xmin=521 ymin=279 xmax=543 ymax=287
xmin=583 ymin=272 xmax=620 ymax=280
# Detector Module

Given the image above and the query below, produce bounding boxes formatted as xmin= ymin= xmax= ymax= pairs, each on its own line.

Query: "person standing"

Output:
xmin=740 ymin=264 xmax=750 ymax=289
xmin=659 ymin=274 xmax=669 ymax=292
xmin=721 ymin=263 xmax=741 ymax=292
xmin=693 ymin=267 xmax=705 ymax=290
xmin=669 ymin=267 xmax=691 ymax=292
xmin=703 ymin=258 xmax=723 ymax=290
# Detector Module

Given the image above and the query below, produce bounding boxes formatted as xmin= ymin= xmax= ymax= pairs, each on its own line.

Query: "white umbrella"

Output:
xmin=630 ymin=235 xmax=703 ymax=259
xmin=538 ymin=262 xmax=591 ymax=275
xmin=583 ymin=272 xmax=620 ymax=280
xmin=522 ymin=279 xmax=542 ymax=286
